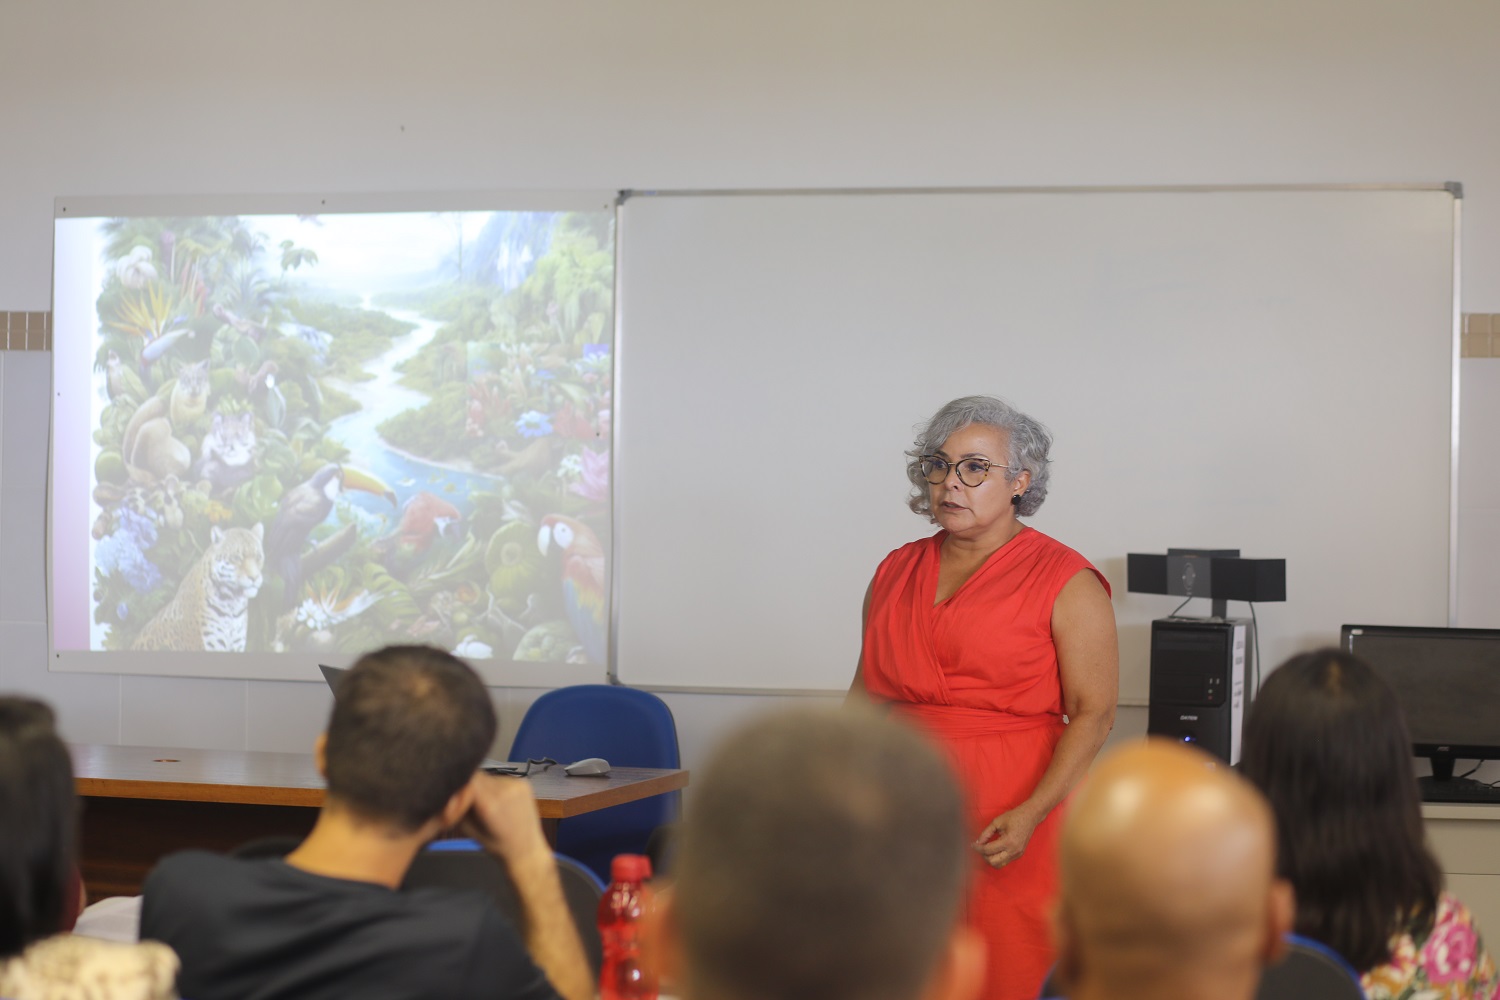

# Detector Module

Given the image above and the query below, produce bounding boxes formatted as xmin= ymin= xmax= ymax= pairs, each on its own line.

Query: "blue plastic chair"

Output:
xmin=1036 ymin=932 xmax=1362 ymax=999
xmin=1265 ymin=934 xmax=1363 ymax=997
xmin=406 ymin=845 xmax=606 ymax=973
xmin=507 ymin=684 xmax=681 ymax=882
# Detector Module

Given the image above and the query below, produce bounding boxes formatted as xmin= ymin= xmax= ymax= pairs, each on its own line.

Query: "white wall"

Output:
xmin=0 ymin=0 xmax=1495 ymax=772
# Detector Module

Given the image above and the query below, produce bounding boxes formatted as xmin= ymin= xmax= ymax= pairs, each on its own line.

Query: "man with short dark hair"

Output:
xmin=660 ymin=708 xmax=985 ymax=1000
xmin=141 ymin=645 xmax=592 ymax=1000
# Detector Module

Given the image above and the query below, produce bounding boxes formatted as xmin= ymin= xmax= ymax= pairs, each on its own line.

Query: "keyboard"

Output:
xmin=1419 ymin=776 xmax=1500 ymax=804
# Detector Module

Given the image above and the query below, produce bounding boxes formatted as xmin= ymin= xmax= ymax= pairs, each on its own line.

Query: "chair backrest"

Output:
xmin=1034 ymin=934 xmax=1363 ymax=1000
xmin=508 ymin=684 xmax=681 ymax=880
xmin=402 ymin=849 xmax=605 ymax=976
xmin=1256 ymin=934 xmax=1363 ymax=1000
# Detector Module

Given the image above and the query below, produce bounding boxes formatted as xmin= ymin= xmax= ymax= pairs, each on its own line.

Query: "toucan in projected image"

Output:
xmin=81 ymin=210 xmax=614 ymax=665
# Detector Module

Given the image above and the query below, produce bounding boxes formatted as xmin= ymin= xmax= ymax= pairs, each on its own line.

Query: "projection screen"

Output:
xmin=51 ymin=191 xmax=616 ymax=685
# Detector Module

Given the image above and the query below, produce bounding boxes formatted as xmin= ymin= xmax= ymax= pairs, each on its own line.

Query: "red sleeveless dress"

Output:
xmin=863 ymin=527 xmax=1108 ymax=1000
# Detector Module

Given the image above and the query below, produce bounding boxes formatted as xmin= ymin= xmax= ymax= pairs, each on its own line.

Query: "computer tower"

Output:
xmin=1147 ymin=617 xmax=1249 ymax=764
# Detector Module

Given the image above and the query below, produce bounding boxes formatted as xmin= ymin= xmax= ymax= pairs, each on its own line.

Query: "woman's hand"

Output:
xmin=974 ymin=805 xmax=1042 ymax=869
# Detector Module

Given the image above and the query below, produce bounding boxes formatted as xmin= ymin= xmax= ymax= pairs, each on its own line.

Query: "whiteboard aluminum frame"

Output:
xmin=1450 ymin=195 xmax=1464 ymax=627
xmin=613 ymin=182 xmax=1463 ymax=698
xmin=608 ymin=192 xmax=627 ymax=684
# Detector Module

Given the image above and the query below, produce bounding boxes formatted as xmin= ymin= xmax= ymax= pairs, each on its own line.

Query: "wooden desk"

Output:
xmin=70 ymin=744 xmax=688 ymax=898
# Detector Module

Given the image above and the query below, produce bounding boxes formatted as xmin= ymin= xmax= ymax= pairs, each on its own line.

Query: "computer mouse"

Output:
xmin=564 ymin=757 xmax=612 ymax=777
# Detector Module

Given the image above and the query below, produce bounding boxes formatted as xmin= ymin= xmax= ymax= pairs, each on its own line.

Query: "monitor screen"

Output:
xmin=1342 ymin=624 xmax=1500 ymax=758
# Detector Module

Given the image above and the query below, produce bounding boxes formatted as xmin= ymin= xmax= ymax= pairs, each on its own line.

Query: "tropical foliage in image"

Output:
xmin=87 ymin=211 xmax=614 ymax=667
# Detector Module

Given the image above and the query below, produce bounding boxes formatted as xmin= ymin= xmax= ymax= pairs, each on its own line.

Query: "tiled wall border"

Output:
xmin=0 ymin=312 xmax=52 ymax=351
xmin=4 ymin=309 xmax=1499 ymax=358
xmin=1464 ymin=314 xmax=1500 ymax=358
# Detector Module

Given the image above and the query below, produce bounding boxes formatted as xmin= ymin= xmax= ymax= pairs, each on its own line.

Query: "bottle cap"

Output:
xmin=610 ymin=854 xmax=652 ymax=882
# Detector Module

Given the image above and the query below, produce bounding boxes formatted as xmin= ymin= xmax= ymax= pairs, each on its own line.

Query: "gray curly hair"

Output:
xmin=906 ymin=395 xmax=1053 ymax=520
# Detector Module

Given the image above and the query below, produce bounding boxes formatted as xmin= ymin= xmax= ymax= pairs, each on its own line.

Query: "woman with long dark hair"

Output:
xmin=1240 ymin=649 xmax=1498 ymax=999
xmin=0 ymin=696 xmax=178 ymax=999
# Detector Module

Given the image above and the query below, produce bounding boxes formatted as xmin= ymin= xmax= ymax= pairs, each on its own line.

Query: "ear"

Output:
xmin=1262 ymin=878 xmax=1296 ymax=964
xmin=437 ymin=777 xmax=478 ymax=831
xmin=313 ymin=732 xmax=329 ymax=778
xmin=251 ymin=522 xmax=264 ymax=541
xmin=920 ymin=923 xmax=987 ymax=1000
xmin=1010 ymin=466 xmax=1032 ymax=496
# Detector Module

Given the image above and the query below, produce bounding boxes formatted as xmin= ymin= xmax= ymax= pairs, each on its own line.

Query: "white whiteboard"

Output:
xmin=613 ymin=187 xmax=1458 ymax=695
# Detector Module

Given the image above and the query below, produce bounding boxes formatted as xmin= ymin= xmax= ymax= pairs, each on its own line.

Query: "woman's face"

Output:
xmin=928 ymin=423 xmax=1029 ymax=539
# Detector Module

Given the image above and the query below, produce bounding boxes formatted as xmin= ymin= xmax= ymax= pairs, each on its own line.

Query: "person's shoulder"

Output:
xmin=142 ymin=850 xmax=282 ymax=924
xmin=1021 ymin=529 xmax=1104 ymax=576
xmin=1428 ymin=890 xmax=1487 ymax=939
xmin=145 ymin=849 xmax=231 ymax=886
xmin=1018 ymin=526 xmax=1084 ymax=558
xmin=0 ymin=935 xmax=179 ymax=1000
xmin=145 ymin=849 xmax=247 ymax=890
xmin=877 ymin=533 xmax=941 ymax=569
xmin=1369 ymin=893 xmax=1500 ymax=998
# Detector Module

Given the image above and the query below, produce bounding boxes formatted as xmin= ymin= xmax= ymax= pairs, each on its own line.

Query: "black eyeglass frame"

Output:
xmin=483 ymin=757 xmax=558 ymax=777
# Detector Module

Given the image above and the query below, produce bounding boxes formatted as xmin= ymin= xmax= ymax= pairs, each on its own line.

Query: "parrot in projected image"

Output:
xmin=266 ymin=463 xmax=396 ymax=608
xmin=105 ymin=350 xmax=148 ymax=403
xmin=537 ymin=514 xmax=606 ymax=665
xmin=374 ymin=492 xmax=464 ymax=579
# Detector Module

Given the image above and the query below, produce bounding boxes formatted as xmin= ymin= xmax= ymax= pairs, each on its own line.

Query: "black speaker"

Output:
xmin=1147 ymin=617 xmax=1249 ymax=765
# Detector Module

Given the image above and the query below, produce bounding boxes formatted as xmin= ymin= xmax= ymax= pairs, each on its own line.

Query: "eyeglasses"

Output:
xmin=483 ymin=757 xmax=557 ymax=777
xmin=919 ymin=456 xmax=1007 ymax=488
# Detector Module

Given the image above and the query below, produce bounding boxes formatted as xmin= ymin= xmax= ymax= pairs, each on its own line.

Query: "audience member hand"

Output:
xmin=974 ymin=806 xmax=1041 ymax=869
xmin=459 ymin=774 xmax=550 ymax=866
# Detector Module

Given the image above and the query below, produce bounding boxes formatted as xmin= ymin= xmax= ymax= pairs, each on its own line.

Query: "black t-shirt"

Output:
xmin=141 ymin=851 xmax=563 ymax=1000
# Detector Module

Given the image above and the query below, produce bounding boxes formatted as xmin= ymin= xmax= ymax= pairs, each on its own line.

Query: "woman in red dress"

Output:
xmin=850 ymin=396 xmax=1118 ymax=1000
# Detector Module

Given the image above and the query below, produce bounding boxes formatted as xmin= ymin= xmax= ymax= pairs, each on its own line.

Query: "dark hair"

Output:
xmin=324 ymin=645 xmax=497 ymax=832
xmin=1239 ymin=648 xmax=1441 ymax=971
xmin=673 ymin=709 xmax=969 ymax=1000
xmin=0 ymin=697 xmax=78 ymax=958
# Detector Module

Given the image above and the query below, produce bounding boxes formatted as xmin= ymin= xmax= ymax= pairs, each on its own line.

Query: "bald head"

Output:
xmin=1056 ymin=741 xmax=1292 ymax=999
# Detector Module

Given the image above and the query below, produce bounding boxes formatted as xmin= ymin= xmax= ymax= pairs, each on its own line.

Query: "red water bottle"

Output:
xmin=598 ymin=854 xmax=657 ymax=1000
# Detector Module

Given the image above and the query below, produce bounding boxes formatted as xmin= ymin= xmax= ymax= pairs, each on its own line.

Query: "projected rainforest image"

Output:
xmin=84 ymin=210 xmax=613 ymax=664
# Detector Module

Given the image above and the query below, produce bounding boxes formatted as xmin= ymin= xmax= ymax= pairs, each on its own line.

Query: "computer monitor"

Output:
xmin=1341 ymin=624 xmax=1500 ymax=783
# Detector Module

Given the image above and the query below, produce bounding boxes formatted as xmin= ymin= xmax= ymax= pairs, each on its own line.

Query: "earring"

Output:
xmin=1011 ymin=494 xmax=1022 ymax=507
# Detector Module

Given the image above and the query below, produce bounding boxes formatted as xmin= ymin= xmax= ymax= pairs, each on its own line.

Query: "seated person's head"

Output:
xmin=321 ymin=645 xmax=497 ymax=834
xmin=1054 ymin=740 xmax=1293 ymax=997
xmin=664 ymin=708 xmax=984 ymax=1000
xmin=1239 ymin=648 xmax=1441 ymax=971
xmin=0 ymin=697 xmax=77 ymax=958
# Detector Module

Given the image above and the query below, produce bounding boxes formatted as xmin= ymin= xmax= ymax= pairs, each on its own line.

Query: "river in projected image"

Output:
xmin=83 ymin=210 xmax=613 ymax=666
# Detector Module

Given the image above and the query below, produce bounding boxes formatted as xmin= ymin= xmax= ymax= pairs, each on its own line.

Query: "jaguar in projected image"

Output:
xmin=84 ymin=210 xmax=613 ymax=665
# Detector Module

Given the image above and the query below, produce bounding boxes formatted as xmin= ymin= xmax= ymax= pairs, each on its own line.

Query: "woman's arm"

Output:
xmin=975 ymin=569 xmax=1118 ymax=868
xmin=845 ymin=578 xmax=876 ymax=705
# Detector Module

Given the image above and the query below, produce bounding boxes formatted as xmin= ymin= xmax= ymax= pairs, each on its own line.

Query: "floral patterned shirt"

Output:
xmin=1363 ymin=893 xmax=1500 ymax=1000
